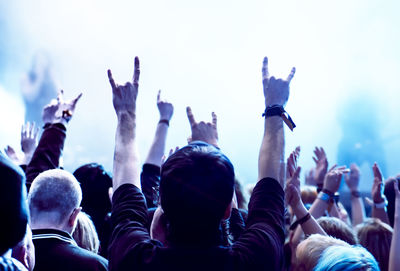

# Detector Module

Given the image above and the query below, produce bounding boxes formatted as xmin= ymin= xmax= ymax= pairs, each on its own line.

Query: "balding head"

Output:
xmin=28 ymin=169 xmax=82 ymax=230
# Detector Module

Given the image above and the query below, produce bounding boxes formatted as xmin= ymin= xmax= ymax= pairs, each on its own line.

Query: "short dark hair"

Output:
xmin=73 ymin=163 xmax=112 ymax=220
xmin=160 ymin=142 xmax=235 ymax=244
xmin=0 ymin=154 xmax=29 ymax=255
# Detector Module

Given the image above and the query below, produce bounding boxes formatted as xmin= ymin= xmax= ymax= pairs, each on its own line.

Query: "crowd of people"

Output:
xmin=1 ymin=56 xmax=399 ymax=271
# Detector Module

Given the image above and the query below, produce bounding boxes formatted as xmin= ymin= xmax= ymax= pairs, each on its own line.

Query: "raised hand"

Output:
xmin=371 ymin=163 xmax=385 ymax=203
xmin=42 ymin=90 xmax=82 ymax=125
xmin=108 ymin=57 xmax=140 ymax=118
xmin=323 ymin=166 xmax=350 ymax=194
xmin=344 ymin=163 xmax=361 ymax=192
xmin=21 ymin=122 xmax=39 ymax=155
xmin=109 ymin=57 xmax=141 ymax=190
xmin=286 ymin=148 xmax=302 ymax=210
xmin=4 ymin=145 xmax=22 ymax=164
xmin=262 ymin=56 xmax=295 ymax=107
xmin=186 ymin=106 xmax=218 ymax=147
xmin=157 ymin=90 xmax=174 ymax=121
xmin=313 ymin=147 xmax=328 ymax=187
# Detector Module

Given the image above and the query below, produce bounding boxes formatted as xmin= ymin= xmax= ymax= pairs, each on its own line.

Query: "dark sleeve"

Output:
xmin=25 ymin=123 xmax=66 ymax=188
xmin=109 ymin=184 xmax=161 ymax=271
xmin=229 ymin=208 xmax=246 ymax=242
xmin=140 ymin=163 xmax=161 ymax=209
xmin=231 ymin=178 xmax=285 ymax=271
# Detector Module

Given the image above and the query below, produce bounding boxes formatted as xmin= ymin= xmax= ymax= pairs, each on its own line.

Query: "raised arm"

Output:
xmin=389 ymin=179 xmax=400 ymax=271
xmin=292 ymin=165 xmax=349 ymax=246
xmin=186 ymin=106 xmax=219 ymax=147
xmin=25 ymin=90 xmax=82 ymax=186
xmin=286 ymin=149 xmax=326 ymax=237
xmin=145 ymin=90 xmax=174 ymax=166
xmin=108 ymin=57 xmax=141 ymax=191
xmin=344 ymin=163 xmax=366 ymax=226
xmin=4 ymin=122 xmax=39 ymax=167
xmin=141 ymin=90 xmax=173 ymax=208
xmin=313 ymin=147 xmax=328 ymax=191
xmin=258 ymin=57 xmax=295 ymax=185
xmin=369 ymin=163 xmax=390 ymax=224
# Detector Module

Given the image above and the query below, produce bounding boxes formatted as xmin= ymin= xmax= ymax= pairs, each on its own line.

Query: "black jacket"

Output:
xmin=109 ymin=177 xmax=285 ymax=271
xmin=32 ymin=229 xmax=108 ymax=271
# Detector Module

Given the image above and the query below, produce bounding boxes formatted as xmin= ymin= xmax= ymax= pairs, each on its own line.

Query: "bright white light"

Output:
xmin=1 ymin=0 xmax=400 ymax=190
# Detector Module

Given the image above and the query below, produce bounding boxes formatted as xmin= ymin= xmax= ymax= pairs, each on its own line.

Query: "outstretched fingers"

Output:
xmin=71 ymin=93 xmax=83 ymax=108
xmin=57 ymin=90 xmax=64 ymax=103
xmin=157 ymin=90 xmax=161 ymax=103
xmin=133 ymin=56 xmax=140 ymax=85
xmin=108 ymin=69 xmax=117 ymax=90
xmin=211 ymin=112 xmax=217 ymax=127
xmin=262 ymin=56 xmax=269 ymax=81
xmin=186 ymin=106 xmax=196 ymax=126
xmin=286 ymin=67 xmax=296 ymax=83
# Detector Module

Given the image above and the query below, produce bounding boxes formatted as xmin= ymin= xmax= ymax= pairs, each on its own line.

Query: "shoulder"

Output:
xmin=66 ymin=245 xmax=108 ymax=270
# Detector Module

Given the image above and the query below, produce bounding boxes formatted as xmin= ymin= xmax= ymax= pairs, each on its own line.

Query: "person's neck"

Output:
xmin=30 ymin=221 xmax=71 ymax=234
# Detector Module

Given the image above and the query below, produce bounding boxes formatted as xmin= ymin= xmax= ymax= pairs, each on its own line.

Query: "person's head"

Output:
xmin=300 ymin=185 xmax=317 ymax=208
xmin=159 ymin=142 xmax=235 ymax=245
xmin=12 ymin=225 xmax=35 ymax=271
xmin=72 ymin=212 xmax=100 ymax=254
xmin=317 ymin=216 xmax=358 ymax=245
xmin=73 ymin=163 xmax=112 ymax=221
xmin=0 ymin=154 xmax=29 ymax=255
xmin=296 ymin=234 xmax=350 ymax=271
xmin=356 ymin=218 xmax=392 ymax=271
xmin=28 ymin=169 xmax=82 ymax=234
xmin=314 ymin=245 xmax=379 ymax=271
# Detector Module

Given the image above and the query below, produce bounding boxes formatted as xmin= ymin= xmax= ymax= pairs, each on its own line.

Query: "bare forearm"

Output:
xmin=258 ymin=116 xmax=284 ymax=185
xmin=351 ymin=197 xmax=366 ymax=226
xmin=145 ymin=122 xmax=168 ymax=167
xmin=113 ymin=113 xmax=140 ymax=190
xmin=293 ymin=205 xmax=326 ymax=236
xmin=371 ymin=207 xmax=390 ymax=225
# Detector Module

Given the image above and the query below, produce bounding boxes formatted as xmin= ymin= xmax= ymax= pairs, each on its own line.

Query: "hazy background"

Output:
xmin=1 ymin=0 xmax=400 ymax=191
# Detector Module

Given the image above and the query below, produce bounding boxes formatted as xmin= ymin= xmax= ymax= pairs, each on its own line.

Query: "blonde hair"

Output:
xmin=72 ymin=212 xmax=100 ymax=254
xmin=29 ymin=169 xmax=82 ymax=226
xmin=296 ymin=234 xmax=350 ymax=270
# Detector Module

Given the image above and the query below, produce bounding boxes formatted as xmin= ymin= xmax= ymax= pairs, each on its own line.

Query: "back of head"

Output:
xmin=356 ymin=218 xmax=392 ymax=271
xmin=317 ymin=216 xmax=358 ymax=245
xmin=300 ymin=185 xmax=317 ymax=206
xmin=28 ymin=169 xmax=82 ymax=227
xmin=160 ymin=142 xmax=235 ymax=245
xmin=73 ymin=163 xmax=112 ymax=220
xmin=314 ymin=245 xmax=380 ymax=271
xmin=0 ymin=154 xmax=29 ymax=255
xmin=296 ymin=234 xmax=350 ymax=271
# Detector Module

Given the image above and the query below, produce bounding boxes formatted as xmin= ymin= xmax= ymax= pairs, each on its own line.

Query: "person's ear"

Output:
xmin=223 ymin=202 xmax=233 ymax=220
xmin=68 ymin=207 xmax=81 ymax=228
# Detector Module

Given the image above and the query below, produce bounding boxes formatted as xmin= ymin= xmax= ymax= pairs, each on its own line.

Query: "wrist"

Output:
xmin=350 ymin=190 xmax=361 ymax=198
xmin=117 ymin=111 xmax=136 ymax=121
xmin=292 ymin=203 xmax=308 ymax=218
xmin=158 ymin=119 xmax=170 ymax=126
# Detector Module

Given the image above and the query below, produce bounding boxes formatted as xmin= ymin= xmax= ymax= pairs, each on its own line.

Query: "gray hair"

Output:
xmin=28 ymin=169 xmax=82 ymax=225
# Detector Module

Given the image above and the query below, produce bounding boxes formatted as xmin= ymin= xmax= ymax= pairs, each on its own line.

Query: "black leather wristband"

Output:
xmin=262 ymin=105 xmax=296 ymax=131
xmin=290 ymin=213 xmax=311 ymax=230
